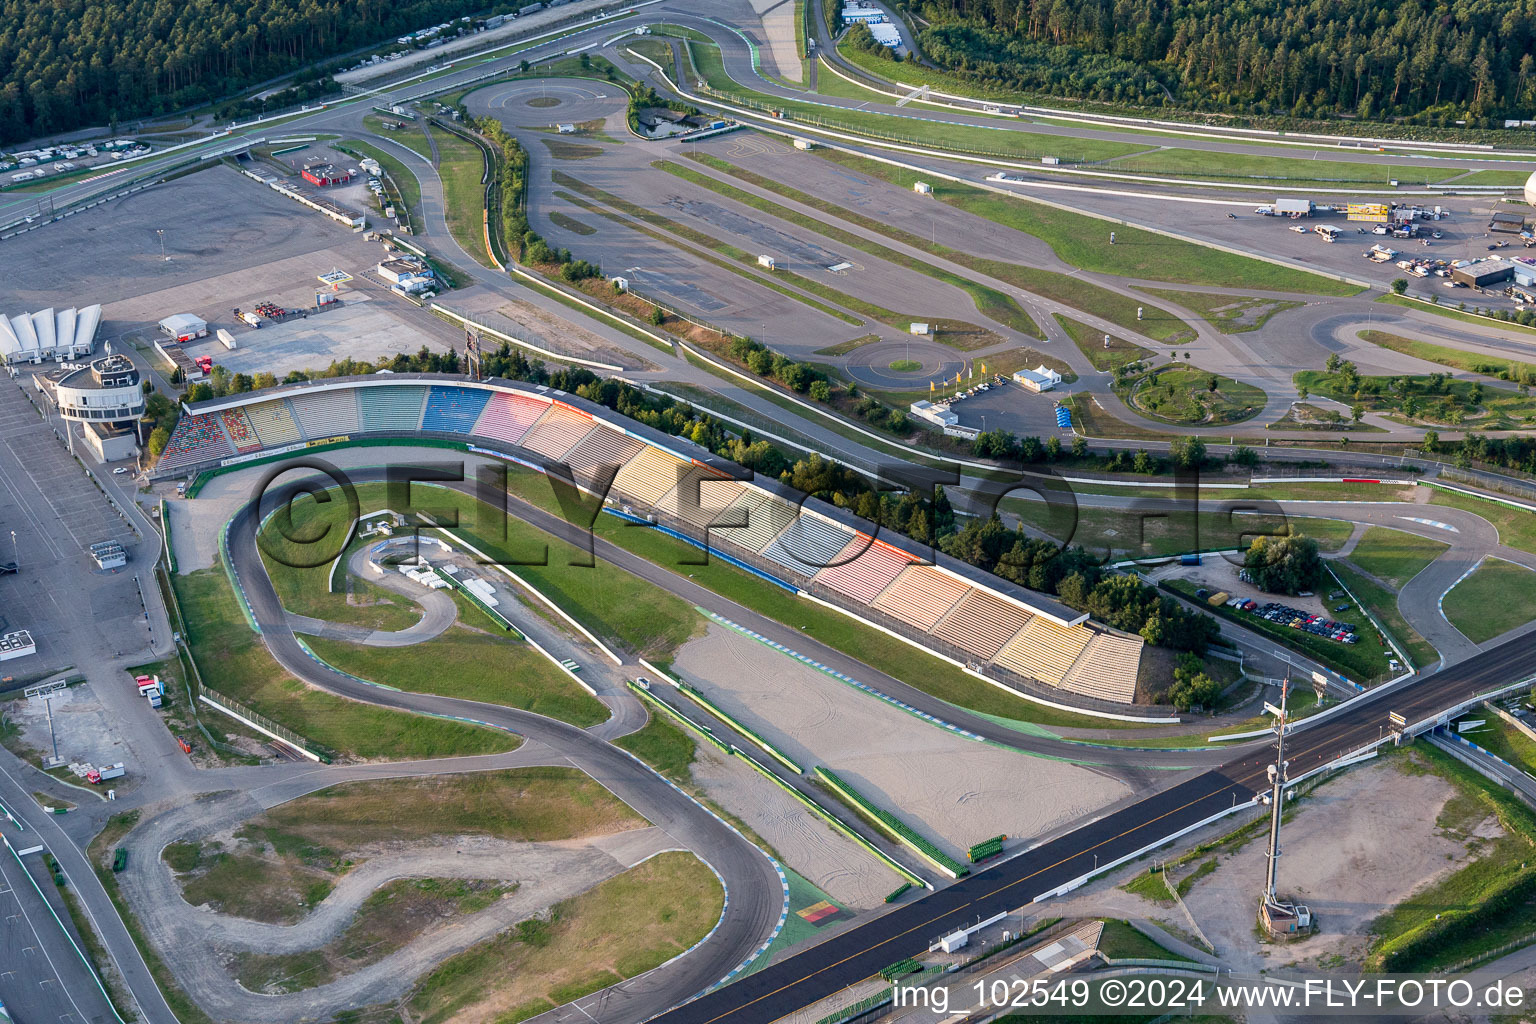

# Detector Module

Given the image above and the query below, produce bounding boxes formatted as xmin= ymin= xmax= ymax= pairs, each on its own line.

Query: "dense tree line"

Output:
xmin=0 ymin=0 xmax=490 ymax=143
xmin=912 ymin=0 xmax=1536 ymax=124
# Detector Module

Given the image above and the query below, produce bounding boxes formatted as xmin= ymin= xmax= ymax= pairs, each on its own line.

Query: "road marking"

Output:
xmin=1398 ymin=515 xmax=1459 ymax=533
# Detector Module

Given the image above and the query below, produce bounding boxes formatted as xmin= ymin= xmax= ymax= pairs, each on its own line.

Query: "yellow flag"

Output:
xmin=981 ymin=362 xmax=987 ymax=375
xmin=930 ymin=380 xmax=935 ymax=392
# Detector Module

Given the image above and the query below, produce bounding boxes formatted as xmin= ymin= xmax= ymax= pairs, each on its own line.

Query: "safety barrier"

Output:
xmin=673 ymin=679 xmax=804 ymax=774
xmin=814 ymin=766 xmax=967 ymax=878
xmin=160 ymin=499 xmax=176 ymax=574
xmin=967 ymin=834 xmax=1006 ymax=863
xmin=627 ymin=679 xmax=730 ymax=753
xmin=884 ymin=882 xmax=911 ymax=903
xmin=197 ymin=687 xmax=333 ymax=762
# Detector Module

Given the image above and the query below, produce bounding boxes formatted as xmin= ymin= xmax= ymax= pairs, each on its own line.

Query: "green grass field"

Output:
xmin=1055 ymin=313 xmax=1151 ymax=371
xmin=1360 ymin=329 xmax=1536 ymax=382
xmin=1327 ymin=560 xmax=1438 ymax=669
xmin=1440 ymin=558 xmax=1536 ymax=644
xmin=1123 ymin=366 xmax=1266 ymax=425
xmin=426 ymin=122 xmax=493 ymax=268
xmin=614 ymin=708 xmax=698 ymax=783
xmin=1345 ymin=526 xmax=1448 ymax=589
xmin=1136 ymin=288 xmax=1303 ymax=335
xmin=258 ymin=494 xmax=421 ymax=631
xmin=1375 ymin=293 xmax=1536 ymax=338
xmin=1105 ymin=147 xmax=1465 ymax=186
xmin=364 ymin=114 xmax=433 ymax=160
xmin=406 ymin=851 xmax=721 ymax=1024
xmin=1429 ymin=489 xmax=1536 ymax=556
xmin=1096 ymin=919 xmax=1195 ymax=962
xmin=171 ymin=563 xmax=516 ymax=760
xmin=304 ymin=626 xmax=609 ymax=727
xmin=808 ymin=149 xmax=1359 ymax=296
xmin=1463 ymin=714 xmax=1536 ymax=775
xmin=1296 ymin=367 xmax=1536 ymax=430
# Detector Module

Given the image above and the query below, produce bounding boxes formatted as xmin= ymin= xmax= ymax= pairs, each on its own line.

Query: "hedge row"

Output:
xmin=815 ymin=766 xmax=968 ymax=878
xmin=678 ymin=681 xmax=804 ymax=774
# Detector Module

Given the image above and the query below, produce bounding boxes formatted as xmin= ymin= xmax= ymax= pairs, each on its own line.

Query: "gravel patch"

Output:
xmin=673 ymin=623 xmax=1130 ymax=861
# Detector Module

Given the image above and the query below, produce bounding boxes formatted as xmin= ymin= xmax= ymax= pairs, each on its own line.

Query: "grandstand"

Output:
xmin=422 ymin=385 xmax=492 ymax=434
xmin=289 ymin=389 xmax=360 ymax=437
xmin=813 ymin=536 xmax=913 ymax=605
xmin=358 ymin=385 xmax=427 ymax=432
xmin=244 ymin=399 xmax=304 ymax=448
xmin=519 ymin=404 xmax=596 ymax=460
xmin=871 ymin=565 xmax=971 ymax=632
xmin=218 ymin=408 xmax=262 ymax=454
xmin=153 ymin=375 xmax=1145 ymax=707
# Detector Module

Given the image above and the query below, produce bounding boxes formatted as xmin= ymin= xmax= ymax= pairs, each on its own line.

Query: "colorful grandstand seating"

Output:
xmin=812 ymin=536 xmax=913 ymax=605
xmin=156 ymin=413 xmax=233 ymax=470
xmin=472 ymin=391 xmax=549 ymax=447
xmin=870 ymin=565 xmax=971 ymax=631
xmin=760 ymin=512 xmax=855 ymax=577
xmin=243 ymin=399 xmax=303 ymax=448
xmin=1059 ymin=633 xmax=1143 ymax=704
xmin=287 ymin=389 xmax=359 ymax=437
xmin=929 ymin=589 xmax=1030 ymax=661
xmin=991 ymin=617 xmax=1095 ymax=686
xmin=519 ymin=404 xmax=596 ymax=461
xmin=559 ymin=428 xmax=646 ymax=489
xmin=357 ymin=385 xmax=427 ymax=432
xmin=421 ymin=385 xmax=492 ymax=434
xmin=218 ymin=408 xmax=261 ymax=453
xmin=612 ymin=446 xmax=693 ymax=507
xmin=655 ymin=469 xmax=742 ymax=529
xmin=709 ymin=488 xmax=797 ymax=552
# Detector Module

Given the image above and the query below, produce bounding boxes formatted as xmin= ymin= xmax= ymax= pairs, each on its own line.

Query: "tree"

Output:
xmin=1325 ymin=353 xmax=1342 ymax=374
xmin=1244 ymin=531 xmax=1323 ymax=595
xmin=147 ymin=426 xmax=171 ymax=459
xmin=1133 ymin=449 xmax=1156 ymax=474
xmin=1070 ymin=435 xmax=1088 ymax=459
xmin=1229 ymin=445 xmax=1259 ymax=467
xmin=809 ymin=380 xmax=832 ymax=402
xmin=649 ymin=306 xmax=665 ymax=326
xmin=1167 ymin=652 xmax=1221 ymax=711
xmin=1169 ymin=435 xmax=1206 ymax=469
xmin=1391 ymin=278 xmax=1409 ymax=294
xmin=1351 ymin=404 xmax=1364 ymax=424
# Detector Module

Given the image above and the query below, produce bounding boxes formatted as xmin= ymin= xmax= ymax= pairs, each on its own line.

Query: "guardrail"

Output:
xmin=815 ymin=765 xmax=967 ymax=878
xmin=198 ymin=687 xmax=333 ymax=762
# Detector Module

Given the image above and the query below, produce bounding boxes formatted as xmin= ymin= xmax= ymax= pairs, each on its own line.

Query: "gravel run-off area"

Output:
xmin=673 ymin=623 xmax=1131 ymax=863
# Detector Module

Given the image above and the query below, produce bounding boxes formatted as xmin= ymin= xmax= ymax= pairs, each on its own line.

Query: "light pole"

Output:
xmin=10 ymin=529 xmax=15 ymax=569
xmin=156 ymin=228 xmax=169 ymax=262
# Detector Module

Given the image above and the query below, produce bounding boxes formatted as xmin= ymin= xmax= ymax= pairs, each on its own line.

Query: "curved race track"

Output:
xmin=224 ymin=473 xmax=785 ymax=1024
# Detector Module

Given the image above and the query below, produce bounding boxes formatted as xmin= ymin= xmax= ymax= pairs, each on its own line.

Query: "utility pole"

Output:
xmin=1263 ymin=677 xmax=1289 ymax=902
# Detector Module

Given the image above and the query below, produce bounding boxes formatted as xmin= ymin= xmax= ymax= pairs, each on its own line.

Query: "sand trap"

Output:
xmin=1179 ymin=755 xmax=1495 ymax=970
xmin=692 ymin=743 xmax=898 ymax=909
xmin=673 ymin=623 xmax=1130 ymax=860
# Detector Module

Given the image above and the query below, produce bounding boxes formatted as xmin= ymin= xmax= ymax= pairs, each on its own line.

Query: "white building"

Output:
xmin=909 ymin=322 xmax=931 ymax=335
xmin=909 ymin=399 xmax=957 ymax=427
xmin=841 ymin=5 xmax=886 ymax=23
xmin=158 ymin=313 xmax=207 ymax=342
xmin=0 ymin=304 xmax=100 ymax=364
xmin=1012 ymin=365 xmax=1063 ymax=393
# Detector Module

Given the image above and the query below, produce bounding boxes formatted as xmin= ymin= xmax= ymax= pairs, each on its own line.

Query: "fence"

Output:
xmin=198 ymin=687 xmax=334 ymax=763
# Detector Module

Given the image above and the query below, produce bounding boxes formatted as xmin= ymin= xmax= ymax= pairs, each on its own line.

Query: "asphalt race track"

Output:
xmin=223 ymin=474 xmax=784 ymax=1024
xmin=224 ymin=455 xmax=1536 ymax=1024
xmin=655 ymin=628 xmax=1536 ymax=1024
